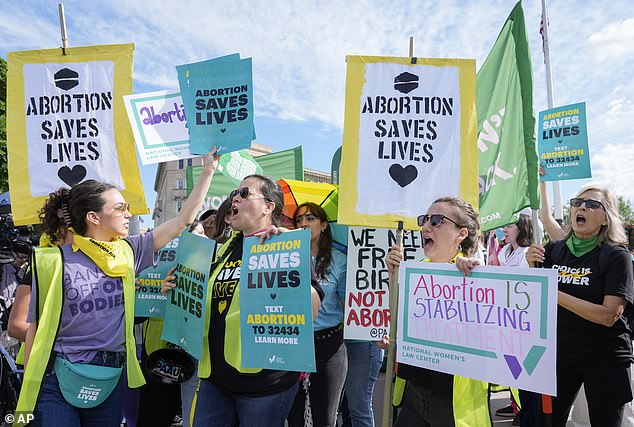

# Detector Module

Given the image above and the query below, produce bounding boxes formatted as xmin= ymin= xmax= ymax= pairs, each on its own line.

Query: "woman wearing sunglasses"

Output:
xmin=287 ymin=202 xmax=348 ymax=427
xmin=16 ymin=151 xmax=218 ymax=427
xmin=527 ymin=185 xmax=633 ymax=426
xmin=386 ymin=196 xmax=492 ymax=426
xmin=180 ymin=175 xmax=323 ymax=427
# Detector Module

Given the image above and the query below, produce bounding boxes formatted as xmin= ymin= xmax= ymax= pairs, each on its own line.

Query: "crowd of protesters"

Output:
xmin=2 ymin=149 xmax=633 ymax=427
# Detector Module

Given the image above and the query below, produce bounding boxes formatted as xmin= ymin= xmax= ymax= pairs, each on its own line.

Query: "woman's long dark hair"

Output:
xmin=39 ymin=180 xmax=115 ymax=241
xmin=292 ymin=202 xmax=332 ymax=279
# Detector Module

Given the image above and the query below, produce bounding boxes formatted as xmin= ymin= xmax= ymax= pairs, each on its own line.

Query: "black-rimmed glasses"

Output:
xmin=417 ymin=214 xmax=461 ymax=228
xmin=570 ymin=198 xmax=604 ymax=210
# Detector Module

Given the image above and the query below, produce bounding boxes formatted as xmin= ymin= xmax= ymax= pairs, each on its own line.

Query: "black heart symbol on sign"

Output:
xmin=270 ymin=293 xmax=277 ymax=300
xmin=220 ymin=128 xmax=227 ymax=133
xmin=57 ymin=165 xmax=87 ymax=187
xmin=389 ymin=164 xmax=418 ymax=188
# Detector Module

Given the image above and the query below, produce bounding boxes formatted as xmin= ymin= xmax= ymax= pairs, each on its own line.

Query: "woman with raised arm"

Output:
xmin=165 ymin=175 xmax=323 ymax=427
xmin=386 ymin=196 xmax=492 ymax=426
xmin=526 ymin=184 xmax=633 ymax=426
xmin=15 ymin=151 xmax=217 ymax=427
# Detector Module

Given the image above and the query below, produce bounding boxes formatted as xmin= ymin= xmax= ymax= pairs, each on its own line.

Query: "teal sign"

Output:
xmin=177 ymin=53 xmax=254 ymax=156
xmin=161 ymin=232 xmax=216 ymax=360
xmin=538 ymin=102 xmax=591 ymax=181
xmin=135 ymin=235 xmax=181 ymax=317
xmin=240 ymin=230 xmax=316 ymax=372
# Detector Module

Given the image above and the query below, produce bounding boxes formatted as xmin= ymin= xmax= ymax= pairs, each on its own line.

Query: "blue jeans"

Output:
xmin=342 ymin=342 xmax=384 ymax=427
xmin=192 ymin=380 xmax=298 ymax=427
xmin=180 ymin=365 xmax=199 ymax=427
xmin=32 ymin=352 xmax=125 ymax=427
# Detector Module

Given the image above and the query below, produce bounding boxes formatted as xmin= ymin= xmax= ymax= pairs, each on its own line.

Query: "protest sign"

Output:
xmin=7 ymin=44 xmax=147 ymax=225
xmin=240 ymin=230 xmax=316 ymax=372
xmin=161 ymin=232 xmax=216 ymax=360
xmin=339 ymin=56 xmax=478 ymax=229
xmin=397 ymin=262 xmax=558 ymax=395
xmin=538 ymin=102 xmax=591 ymax=181
xmin=344 ymin=227 xmax=424 ymax=340
xmin=177 ymin=54 xmax=254 ymax=155
xmin=123 ymin=90 xmax=194 ymax=165
xmin=135 ymin=235 xmax=181 ymax=317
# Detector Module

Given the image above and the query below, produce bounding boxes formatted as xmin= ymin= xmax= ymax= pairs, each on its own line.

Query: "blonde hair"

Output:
xmin=562 ymin=184 xmax=627 ymax=246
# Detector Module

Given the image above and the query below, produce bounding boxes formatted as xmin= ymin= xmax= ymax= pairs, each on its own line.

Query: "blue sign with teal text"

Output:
xmin=538 ymin=102 xmax=591 ymax=181
xmin=240 ymin=230 xmax=316 ymax=372
xmin=177 ymin=54 xmax=254 ymax=156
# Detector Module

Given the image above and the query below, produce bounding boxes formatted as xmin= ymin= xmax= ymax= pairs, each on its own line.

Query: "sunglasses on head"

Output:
xmin=230 ymin=187 xmax=267 ymax=201
xmin=570 ymin=198 xmax=604 ymax=210
xmin=417 ymin=214 xmax=461 ymax=228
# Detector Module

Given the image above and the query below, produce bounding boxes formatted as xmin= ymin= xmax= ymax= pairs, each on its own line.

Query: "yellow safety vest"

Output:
xmin=14 ymin=245 xmax=145 ymax=426
xmin=391 ymin=254 xmax=492 ymax=426
xmin=198 ymin=233 xmax=260 ymax=378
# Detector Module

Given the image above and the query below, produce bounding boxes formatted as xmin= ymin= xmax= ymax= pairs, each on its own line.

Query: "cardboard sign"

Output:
xmin=339 ymin=56 xmax=478 ymax=229
xmin=177 ymin=54 xmax=254 ymax=155
xmin=123 ymin=90 xmax=195 ymax=165
xmin=7 ymin=44 xmax=147 ymax=225
xmin=344 ymin=227 xmax=424 ymax=340
xmin=397 ymin=262 xmax=558 ymax=395
xmin=240 ymin=230 xmax=316 ymax=372
xmin=538 ymin=102 xmax=591 ymax=181
xmin=161 ymin=232 xmax=216 ymax=360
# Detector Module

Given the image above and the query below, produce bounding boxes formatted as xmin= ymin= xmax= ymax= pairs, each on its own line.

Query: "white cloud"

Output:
xmin=590 ymin=143 xmax=634 ymax=202
xmin=588 ymin=17 xmax=634 ymax=62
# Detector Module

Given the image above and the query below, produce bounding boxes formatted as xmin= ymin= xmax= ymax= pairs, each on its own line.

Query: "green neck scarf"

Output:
xmin=566 ymin=234 xmax=600 ymax=257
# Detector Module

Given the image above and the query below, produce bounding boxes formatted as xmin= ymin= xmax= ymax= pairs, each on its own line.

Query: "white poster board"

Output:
xmin=344 ymin=226 xmax=424 ymax=340
xmin=397 ymin=262 xmax=558 ymax=395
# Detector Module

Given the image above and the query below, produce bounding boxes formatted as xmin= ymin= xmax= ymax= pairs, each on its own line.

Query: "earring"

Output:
xmin=458 ymin=244 xmax=463 ymax=254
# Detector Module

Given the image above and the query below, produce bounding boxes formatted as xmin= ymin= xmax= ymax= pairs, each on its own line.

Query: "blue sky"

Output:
xmin=2 ymin=0 xmax=633 ymax=225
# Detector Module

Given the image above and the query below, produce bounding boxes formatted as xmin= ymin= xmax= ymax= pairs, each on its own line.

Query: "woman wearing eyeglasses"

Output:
xmin=16 ymin=151 xmax=218 ymax=427
xmin=286 ymin=202 xmax=347 ymax=427
xmin=386 ymin=196 xmax=492 ymax=427
xmin=527 ymin=185 xmax=633 ymax=427
xmin=183 ymin=175 xmax=323 ymax=427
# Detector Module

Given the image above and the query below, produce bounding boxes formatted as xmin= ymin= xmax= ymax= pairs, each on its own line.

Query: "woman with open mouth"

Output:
xmin=386 ymin=196 xmax=492 ymax=426
xmin=527 ymin=184 xmax=633 ymax=426
xmin=172 ymin=174 xmax=323 ymax=427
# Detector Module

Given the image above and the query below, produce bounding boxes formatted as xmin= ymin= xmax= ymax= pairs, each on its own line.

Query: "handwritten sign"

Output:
xmin=161 ymin=233 xmax=216 ymax=360
xmin=538 ymin=102 xmax=591 ymax=181
xmin=240 ymin=230 xmax=316 ymax=372
xmin=123 ymin=91 xmax=195 ymax=165
xmin=135 ymin=235 xmax=181 ymax=317
xmin=344 ymin=226 xmax=424 ymax=340
xmin=397 ymin=262 xmax=558 ymax=395
xmin=177 ymin=54 xmax=254 ymax=155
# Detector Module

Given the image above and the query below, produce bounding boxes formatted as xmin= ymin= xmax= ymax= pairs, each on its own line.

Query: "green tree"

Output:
xmin=0 ymin=56 xmax=7 ymax=193
xmin=618 ymin=196 xmax=634 ymax=224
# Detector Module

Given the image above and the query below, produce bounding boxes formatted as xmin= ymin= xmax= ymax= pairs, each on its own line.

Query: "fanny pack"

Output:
xmin=143 ymin=348 xmax=195 ymax=385
xmin=54 ymin=357 xmax=123 ymax=408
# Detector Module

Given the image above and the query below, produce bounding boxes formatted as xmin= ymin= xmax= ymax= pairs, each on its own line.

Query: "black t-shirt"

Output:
xmin=544 ymin=241 xmax=634 ymax=366
xmin=205 ymin=234 xmax=322 ymax=396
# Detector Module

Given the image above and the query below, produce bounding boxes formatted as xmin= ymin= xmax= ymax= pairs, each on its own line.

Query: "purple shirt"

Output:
xmin=29 ymin=233 xmax=155 ymax=363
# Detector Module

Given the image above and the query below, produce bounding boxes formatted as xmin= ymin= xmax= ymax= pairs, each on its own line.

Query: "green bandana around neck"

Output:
xmin=566 ymin=234 xmax=600 ymax=257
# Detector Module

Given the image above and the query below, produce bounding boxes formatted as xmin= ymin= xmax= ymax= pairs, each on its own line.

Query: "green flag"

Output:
xmin=477 ymin=1 xmax=539 ymax=231
xmin=187 ymin=146 xmax=304 ymax=210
